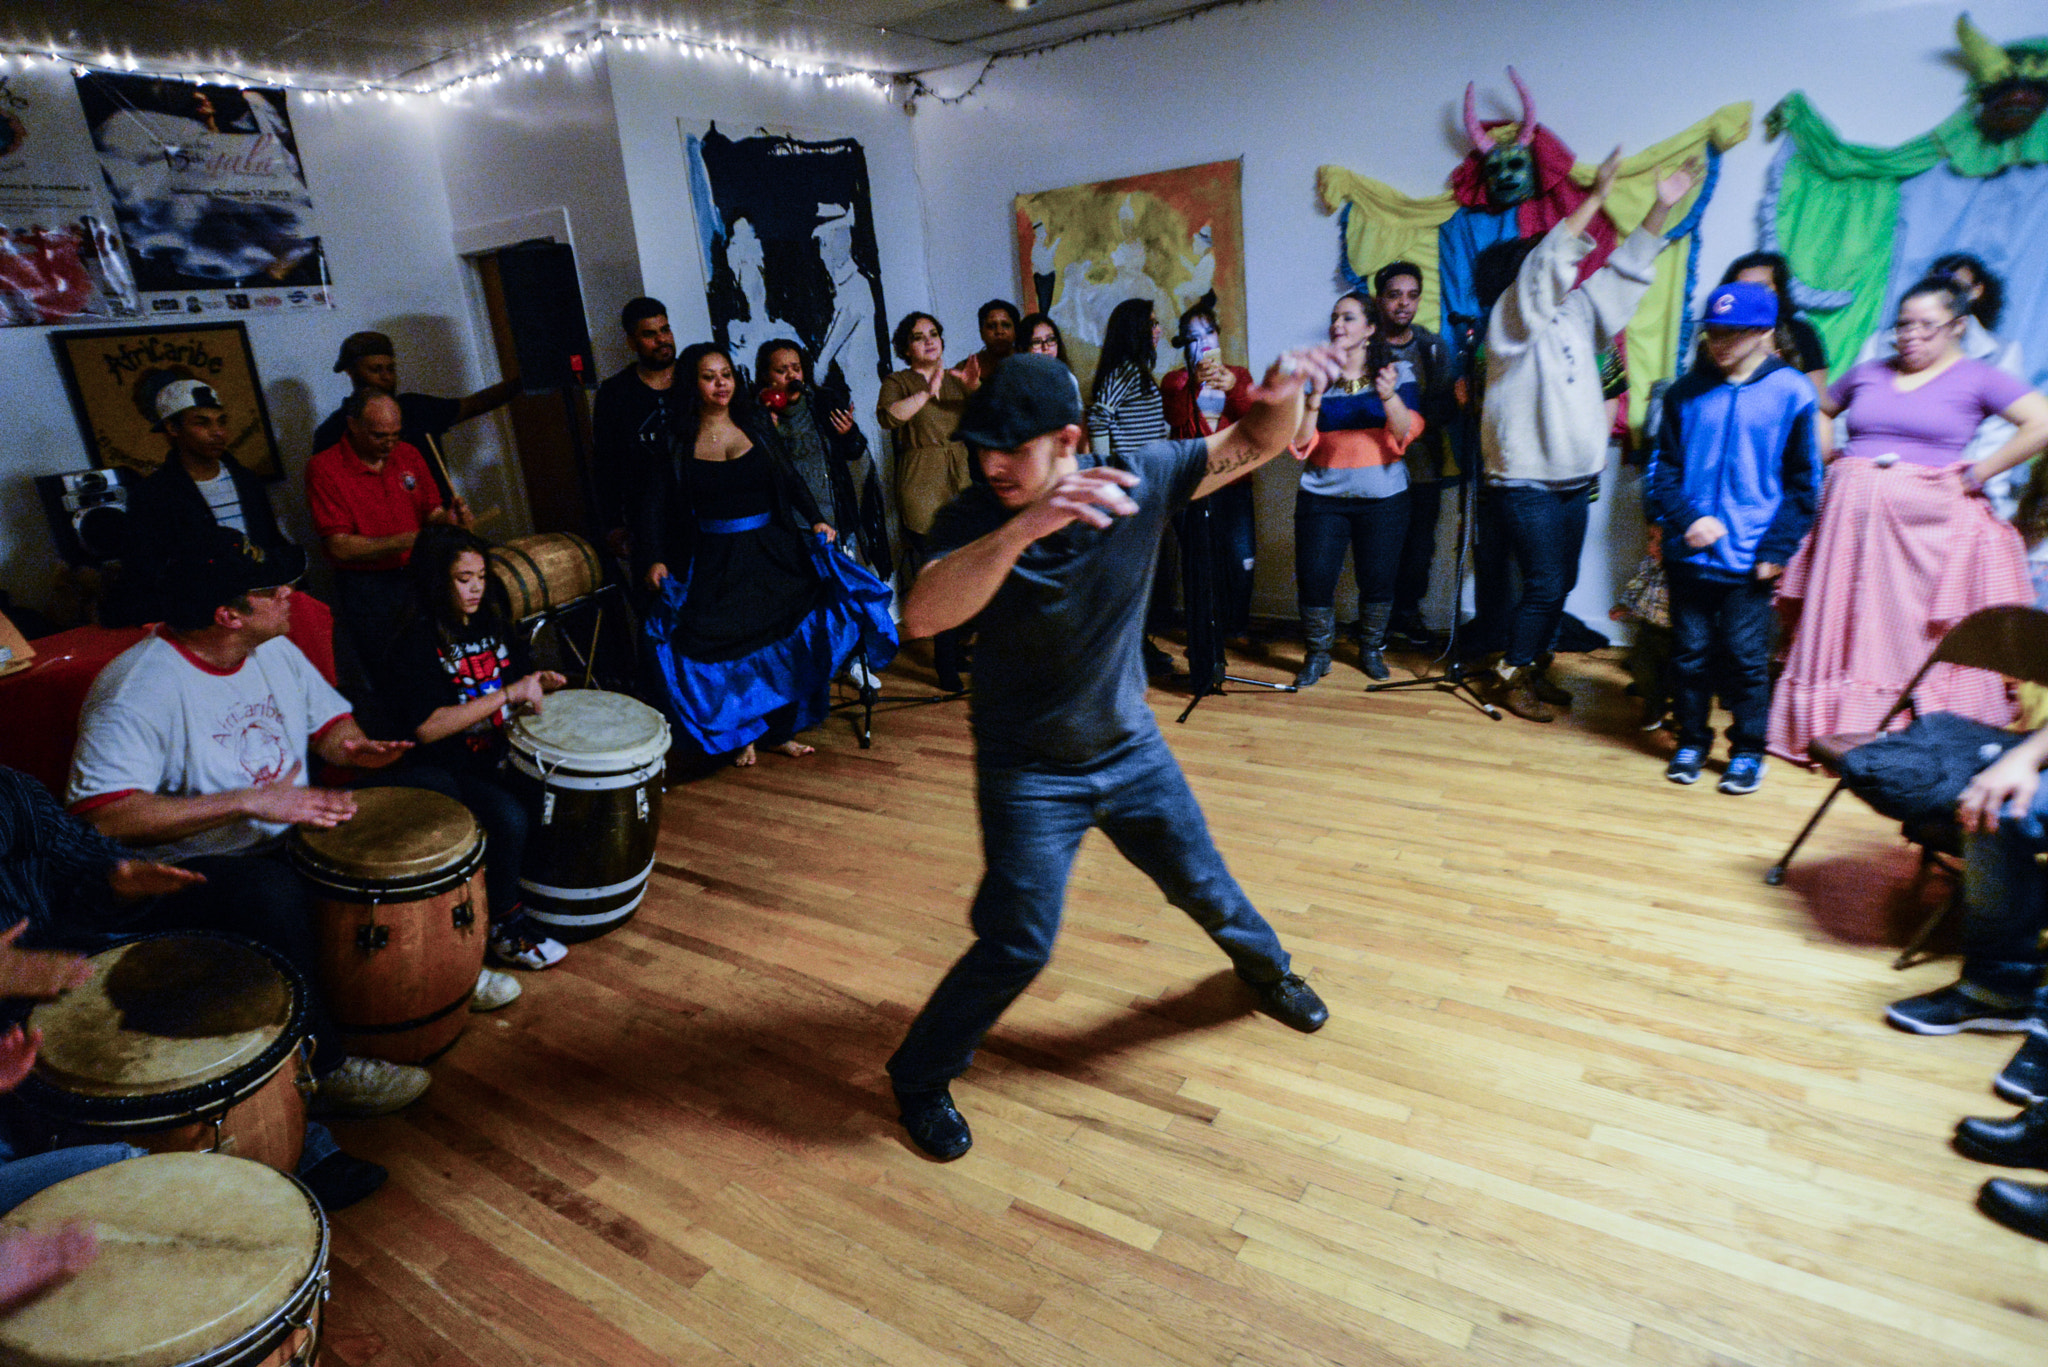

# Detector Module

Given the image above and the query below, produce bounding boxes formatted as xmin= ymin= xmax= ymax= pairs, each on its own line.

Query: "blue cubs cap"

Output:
xmin=1701 ymin=282 xmax=1778 ymax=330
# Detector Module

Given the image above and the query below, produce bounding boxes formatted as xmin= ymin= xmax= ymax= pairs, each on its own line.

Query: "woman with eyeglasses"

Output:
xmin=878 ymin=312 xmax=973 ymax=691
xmin=1768 ymin=276 xmax=2048 ymax=763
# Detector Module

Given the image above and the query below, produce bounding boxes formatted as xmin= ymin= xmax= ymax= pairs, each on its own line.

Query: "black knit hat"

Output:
xmin=956 ymin=353 xmax=1085 ymax=450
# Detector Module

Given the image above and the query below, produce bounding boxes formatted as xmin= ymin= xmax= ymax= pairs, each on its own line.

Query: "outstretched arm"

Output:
xmin=1191 ymin=345 xmax=1347 ymax=503
xmin=1561 ymin=147 xmax=1623 ymax=240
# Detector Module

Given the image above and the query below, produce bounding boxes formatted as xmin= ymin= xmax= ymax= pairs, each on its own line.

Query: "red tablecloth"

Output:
xmin=0 ymin=593 xmax=337 ymax=797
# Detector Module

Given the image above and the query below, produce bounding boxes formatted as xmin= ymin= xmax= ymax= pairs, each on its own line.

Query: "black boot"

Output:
xmin=1979 ymin=1178 xmax=2048 ymax=1242
xmin=1358 ymin=601 xmax=1393 ymax=682
xmin=1294 ymin=607 xmax=1335 ymax=687
xmin=1956 ymin=1101 xmax=2048 ymax=1169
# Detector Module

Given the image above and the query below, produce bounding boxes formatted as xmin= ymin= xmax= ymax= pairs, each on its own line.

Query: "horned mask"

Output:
xmin=1957 ymin=12 xmax=2048 ymax=142
xmin=1464 ymin=67 xmax=1539 ymax=208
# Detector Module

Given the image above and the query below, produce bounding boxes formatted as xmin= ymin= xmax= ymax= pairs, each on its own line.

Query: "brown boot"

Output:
xmin=1530 ymin=653 xmax=1573 ymax=705
xmin=1498 ymin=666 xmax=1555 ymax=723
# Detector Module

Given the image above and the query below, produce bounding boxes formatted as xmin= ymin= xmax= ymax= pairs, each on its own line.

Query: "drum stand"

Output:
xmin=515 ymin=583 xmax=632 ymax=692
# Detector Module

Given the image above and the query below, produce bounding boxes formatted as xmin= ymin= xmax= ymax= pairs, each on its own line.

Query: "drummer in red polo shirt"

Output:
xmin=306 ymin=390 xmax=473 ymax=702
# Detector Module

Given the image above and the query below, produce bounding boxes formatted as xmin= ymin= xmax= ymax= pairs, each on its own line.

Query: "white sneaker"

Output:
xmin=488 ymin=922 xmax=567 ymax=971
xmin=845 ymin=660 xmax=879 ymax=690
xmin=471 ymin=967 xmax=522 ymax=1012
xmin=311 ymin=1057 xmax=431 ymax=1118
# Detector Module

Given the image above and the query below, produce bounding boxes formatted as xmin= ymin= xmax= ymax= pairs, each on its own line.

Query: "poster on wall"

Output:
xmin=1014 ymin=158 xmax=1248 ymax=386
xmin=52 ymin=321 xmax=283 ymax=479
xmin=681 ymin=120 xmax=891 ymax=402
xmin=74 ymin=73 xmax=331 ymax=319
xmin=0 ymin=71 xmax=138 ymax=326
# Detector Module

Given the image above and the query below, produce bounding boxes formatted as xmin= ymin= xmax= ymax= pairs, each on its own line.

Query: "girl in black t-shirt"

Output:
xmin=376 ymin=525 xmax=568 ymax=972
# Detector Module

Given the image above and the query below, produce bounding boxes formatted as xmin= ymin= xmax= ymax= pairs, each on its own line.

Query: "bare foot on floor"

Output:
xmin=771 ymin=740 xmax=814 ymax=758
xmin=733 ymin=744 xmax=757 ymax=767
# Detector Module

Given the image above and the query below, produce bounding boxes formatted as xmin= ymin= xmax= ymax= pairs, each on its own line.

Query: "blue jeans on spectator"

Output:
xmin=1294 ymin=489 xmax=1410 ymax=609
xmin=886 ymin=732 xmax=1292 ymax=1095
xmin=1473 ymin=481 xmax=1591 ymax=667
xmin=1667 ymin=568 xmax=1775 ymax=755
xmin=0 ymin=1143 xmax=143 ymax=1214
xmin=1392 ymin=479 xmax=1444 ymax=632
xmin=1958 ymin=784 xmax=2048 ymax=1012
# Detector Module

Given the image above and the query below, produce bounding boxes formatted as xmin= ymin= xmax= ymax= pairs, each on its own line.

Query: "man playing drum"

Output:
xmin=884 ymin=349 xmax=1346 ymax=1161
xmin=66 ymin=528 xmax=432 ymax=1127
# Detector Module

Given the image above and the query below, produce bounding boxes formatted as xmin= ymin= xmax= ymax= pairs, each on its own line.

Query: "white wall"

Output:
xmin=606 ymin=47 xmax=929 ymax=469
xmin=907 ymin=0 xmax=2047 ymax=630
xmin=0 ymin=80 xmax=492 ymax=618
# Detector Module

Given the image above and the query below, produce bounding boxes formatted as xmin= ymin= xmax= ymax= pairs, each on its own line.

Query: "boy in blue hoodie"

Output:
xmin=1649 ymin=282 xmax=1820 ymax=793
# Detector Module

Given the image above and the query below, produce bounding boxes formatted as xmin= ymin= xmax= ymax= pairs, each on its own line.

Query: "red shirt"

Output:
xmin=306 ymin=438 xmax=442 ymax=572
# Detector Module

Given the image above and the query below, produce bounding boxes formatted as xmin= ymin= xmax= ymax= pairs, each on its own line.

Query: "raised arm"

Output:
xmin=1192 ymin=346 xmax=1346 ymax=503
xmin=1561 ymin=147 xmax=1623 ymax=241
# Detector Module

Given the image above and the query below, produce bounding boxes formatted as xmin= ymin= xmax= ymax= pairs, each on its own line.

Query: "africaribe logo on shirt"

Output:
xmin=212 ymin=698 xmax=291 ymax=783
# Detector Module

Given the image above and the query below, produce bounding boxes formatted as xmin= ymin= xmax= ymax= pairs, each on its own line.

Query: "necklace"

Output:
xmin=1327 ymin=374 xmax=1372 ymax=395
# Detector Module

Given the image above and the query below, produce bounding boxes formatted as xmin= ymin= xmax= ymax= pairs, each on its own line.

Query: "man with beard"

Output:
xmin=592 ymin=298 xmax=682 ymax=551
xmin=312 ymin=331 xmax=519 ymax=503
xmin=1373 ymin=263 xmax=1459 ymax=651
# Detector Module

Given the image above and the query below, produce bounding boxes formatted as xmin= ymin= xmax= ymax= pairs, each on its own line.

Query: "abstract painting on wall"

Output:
xmin=1014 ymin=158 xmax=1247 ymax=384
xmin=682 ymin=121 xmax=891 ymax=401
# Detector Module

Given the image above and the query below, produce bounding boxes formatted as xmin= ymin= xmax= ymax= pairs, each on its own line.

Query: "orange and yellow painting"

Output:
xmin=1014 ymin=158 xmax=1246 ymax=385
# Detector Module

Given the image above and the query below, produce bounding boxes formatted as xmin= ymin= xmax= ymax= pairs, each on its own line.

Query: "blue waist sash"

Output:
xmin=698 ymin=513 xmax=771 ymax=534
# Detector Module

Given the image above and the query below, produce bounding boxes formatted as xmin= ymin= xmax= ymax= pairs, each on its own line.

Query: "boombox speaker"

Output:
xmin=35 ymin=468 xmax=133 ymax=567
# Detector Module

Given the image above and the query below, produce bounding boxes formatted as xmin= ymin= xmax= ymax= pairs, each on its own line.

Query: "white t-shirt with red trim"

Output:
xmin=67 ymin=631 xmax=351 ymax=862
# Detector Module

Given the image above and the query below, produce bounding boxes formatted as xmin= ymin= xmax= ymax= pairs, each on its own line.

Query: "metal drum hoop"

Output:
xmin=175 ymin=1168 xmax=330 ymax=1367
xmin=289 ymin=831 xmax=487 ymax=904
xmin=16 ymin=931 xmax=310 ymax=1133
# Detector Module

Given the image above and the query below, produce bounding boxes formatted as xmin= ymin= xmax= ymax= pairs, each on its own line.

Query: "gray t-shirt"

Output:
xmin=926 ymin=438 xmax=1209 ymax=771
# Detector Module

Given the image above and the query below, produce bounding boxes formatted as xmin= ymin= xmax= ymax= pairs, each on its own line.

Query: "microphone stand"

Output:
xmin=1363 ymin=473 xmax=1500 ymax=719
xmin=1176 ymin=494 xmax=1296 ymax=724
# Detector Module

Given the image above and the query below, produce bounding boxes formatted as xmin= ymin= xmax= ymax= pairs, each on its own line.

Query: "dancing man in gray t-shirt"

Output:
xmin=886 ymin=347 xmax=1345 ymax=1160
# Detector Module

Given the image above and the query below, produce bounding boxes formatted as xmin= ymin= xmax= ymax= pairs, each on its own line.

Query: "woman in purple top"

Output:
xmin=1769 ymin=277 xmax=2048 ymax=761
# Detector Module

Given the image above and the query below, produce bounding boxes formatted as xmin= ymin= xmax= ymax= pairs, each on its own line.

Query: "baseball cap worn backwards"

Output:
xmin=152 ymin=378 xmax=224 ymax=428
xmin=160 ymin=525 xmax=307 ymax=629
xmin=956 ymin=353 xmax=1085 ymax=450
xmin=334 ymin=331 xmax=395 ymax=371
xmin=1702 ymin=282 xmax=1777 ymax=331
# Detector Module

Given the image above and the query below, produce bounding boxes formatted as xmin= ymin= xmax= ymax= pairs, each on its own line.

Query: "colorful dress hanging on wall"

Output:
xmin=1761 ymin=15 xmax=2048 ymax=388
xmin=1317 ymin=77 xmax=1749 ymax=437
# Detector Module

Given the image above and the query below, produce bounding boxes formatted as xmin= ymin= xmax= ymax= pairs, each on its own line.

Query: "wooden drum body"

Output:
xmin=19 ymin=934 xmax=311 ymax=1174
xmin=291 ymin=787 xmax=487 ymax=1064
xmin=508 ymin=689 xmax=668 ymax=942
xmin=0 ymin=1152 xmax=327 ymax=1367
xmin=489 ymin=532 xmax=602 ymax=621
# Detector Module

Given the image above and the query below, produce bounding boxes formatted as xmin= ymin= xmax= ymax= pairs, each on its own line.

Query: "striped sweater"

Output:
xmin=1088 ymin=366 xmax=1170 ymax=458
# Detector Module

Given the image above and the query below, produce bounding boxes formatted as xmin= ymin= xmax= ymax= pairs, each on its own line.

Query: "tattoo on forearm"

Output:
xmin=1206 ymin=441 xmax=1261 ymax=478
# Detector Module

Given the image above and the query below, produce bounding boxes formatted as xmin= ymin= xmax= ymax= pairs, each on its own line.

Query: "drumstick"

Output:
xmin=582 ymin=607 xmax=602 ymax=690
xmin=419 ymin=432 xmax=456 ymax=501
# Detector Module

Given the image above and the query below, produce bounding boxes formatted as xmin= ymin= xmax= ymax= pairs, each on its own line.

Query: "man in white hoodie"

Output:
xmin=1473 ymin=149 xmax=1701 ymax=721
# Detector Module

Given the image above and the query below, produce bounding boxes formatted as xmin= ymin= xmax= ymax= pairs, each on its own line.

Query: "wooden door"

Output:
xmin=474 ymin=252 xmax=597 ymax=538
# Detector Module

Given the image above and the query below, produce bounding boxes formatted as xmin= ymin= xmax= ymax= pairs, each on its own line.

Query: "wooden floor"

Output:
xmin=318 ymin=642 xmax=2048 ymax=1367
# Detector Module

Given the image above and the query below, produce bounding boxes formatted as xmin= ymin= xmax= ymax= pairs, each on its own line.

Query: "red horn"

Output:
xmin=1508 ymin=66 xmax=1536 ymax=146
xmin=1463 ymin=82 xmax=1489 ymax=150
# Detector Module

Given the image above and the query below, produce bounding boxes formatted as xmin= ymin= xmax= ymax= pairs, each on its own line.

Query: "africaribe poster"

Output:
xmin=1015 ymin=158 xmax=1247 ymax=386
xmin=683 ymin=121 xmax=891 ymax=405
xmin=75 ymin=73 xmax=331 ymax=318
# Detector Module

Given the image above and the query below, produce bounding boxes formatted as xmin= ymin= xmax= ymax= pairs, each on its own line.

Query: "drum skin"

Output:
xmin=0 ymin=1153 xmax=327 ymax=1367
xmin=20 ymin=934 xmax=310 ymax=1175
xmin=507 ymin=691 xmax=667 ymax=943
xmin=292 ymin=788 xmax=487 ymax=1065
xmin=489 ymin=533 xmax=602 ymax=621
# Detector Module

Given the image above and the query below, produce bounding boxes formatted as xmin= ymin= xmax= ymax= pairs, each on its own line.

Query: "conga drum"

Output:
xmin=17 ymin=933 xmax=311 ymax=1174
xmin=507 ymin=689 xmax=668 ymax=941
xmin=0 ymin=1152 xmax=328 ymax=1367
xmin=489 ymin=532 xmax=602 ymax=620
xmin=291 ymin=786 xmax=487 ymax=1064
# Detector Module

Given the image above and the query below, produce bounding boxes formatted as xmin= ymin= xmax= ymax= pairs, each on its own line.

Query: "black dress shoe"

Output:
xmin=1955 ymin=1103 xmax=2048 ymax=1168
xmin=1248 ymin=973 xmax=1329 ymax=1033
xmin=301 ymin=1151 xmax=389 ymax=1211
xmin=1979 ymin=1178 xmax=2048 ymax=1243
xmin=895 ymin=1089 xmax=972 ymax=1161
xmin=1995 ymin=1030 xmax=2048 ymax=1104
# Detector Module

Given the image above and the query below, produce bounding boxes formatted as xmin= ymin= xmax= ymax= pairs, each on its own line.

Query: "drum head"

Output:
xmin=30 ymin=937 xmax=291 ymax=1099
xmin=0 ymin=1153 xmax=321 ymax=1367
xmin=293 ymin=786 xmax=478 ymax=881
xmin=511 ymin=689 xmax=668 ymax=770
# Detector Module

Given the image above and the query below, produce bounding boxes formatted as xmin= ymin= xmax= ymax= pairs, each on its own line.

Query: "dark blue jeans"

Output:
xmin=1667 ymin=568 xmax=1774 ymax=754
xmin=886 ymin=732 xmax=1292 ymax=1094
xmin=1473 ymin=482 xmax=1591 ymax=667
xmin=1392 ymin=479 xmax=1444 ymax=630
xmin=1294 ymin=489 xmax=1410 ymax=609
xmin=1959 ymin=785 xmax=2048 ymax=1012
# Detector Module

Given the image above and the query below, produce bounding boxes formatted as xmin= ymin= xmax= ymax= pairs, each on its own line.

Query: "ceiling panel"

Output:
xmin=0 ymin=0 xmax=1225 ymax=86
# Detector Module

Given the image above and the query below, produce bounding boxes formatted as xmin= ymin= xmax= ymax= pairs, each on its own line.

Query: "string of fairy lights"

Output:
xmin=0 ymin=0 xmax=1273 ymax=108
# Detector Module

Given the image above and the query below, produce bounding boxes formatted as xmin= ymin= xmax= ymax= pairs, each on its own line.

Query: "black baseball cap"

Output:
xmin=159 ymin=526 xmax=307 ymax=629
xmin=956 ymin=352 xmax=1085 ymax=450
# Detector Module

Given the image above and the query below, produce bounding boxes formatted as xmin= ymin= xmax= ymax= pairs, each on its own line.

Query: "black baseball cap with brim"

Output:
xmin=956 ymin=353 xmax=1085 ymax=451
xmin=159 ymin=526 xmax=308 ymax=630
